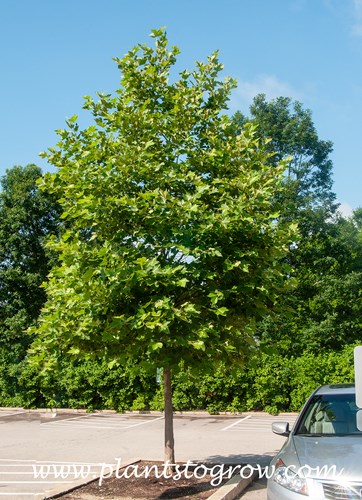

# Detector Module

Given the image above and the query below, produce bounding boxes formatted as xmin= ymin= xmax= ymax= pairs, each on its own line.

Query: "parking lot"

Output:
xmin=0 ymin=409 xmax=296 ymax=499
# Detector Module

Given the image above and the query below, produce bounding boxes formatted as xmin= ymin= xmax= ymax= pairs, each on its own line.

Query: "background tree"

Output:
xmin=230 ymin=95 xmax=360 ymax=357
xmin=291 ymin=210 xmax=362 ymax=352
xmin=231 ymin=95 xmax=337 ymax=227
xmin=0 ymin=164 xmax=60 ymax=404
xmin=29 ymin=29 xmax=296 ymax=461
xmin=258 ymin=209 xmax=362 ymax=354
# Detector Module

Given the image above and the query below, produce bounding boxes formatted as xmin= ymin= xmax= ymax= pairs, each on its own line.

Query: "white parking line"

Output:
xmin=0 ymin=494 xmax=39 ymax=497
xmin=42 ymin=413 xmax=94 ymax=424
xmin=124 ymin=416 xmax=164 ymax=428
xmin=41 ymin=414 xmax=164 ymax=430
xmin=0 ymin=411 xmax=27 ymax=418
xmin=221 ymin=415 xmax=251 ymax=431
xmin=0 ymin=472 xmax=39 ymax=475
xmin=0 ymin=481 xmax=72 ymax=484
xmin=0 ymin=459 xmax=108 ymax=499
xmin=221 ymin=415 xmax=297 ymax=432
xmin=0 ymin=459 xmax=101 ymax=464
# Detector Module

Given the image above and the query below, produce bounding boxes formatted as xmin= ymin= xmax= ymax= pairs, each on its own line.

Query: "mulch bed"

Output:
xmin=56 ymin=461 xmax=240 ymax=499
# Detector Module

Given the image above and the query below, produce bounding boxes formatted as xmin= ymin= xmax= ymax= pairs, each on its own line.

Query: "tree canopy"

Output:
xmin=29 ymin=29 xmax=297 ymax=459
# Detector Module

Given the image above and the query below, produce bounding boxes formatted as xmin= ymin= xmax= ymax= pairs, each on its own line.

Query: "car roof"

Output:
xmin=314 ymin=383 xmax=355 ymax=395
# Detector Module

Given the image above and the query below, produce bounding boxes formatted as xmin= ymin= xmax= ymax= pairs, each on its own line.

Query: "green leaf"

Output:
xmin=215 ymin=307 xmax=229 ymax=316
xmin=67 ymin=114 xmax=78 ymax=123
xmin=176 ymin=278 xmax=188 ymax=287
xmin=150 ymin=342 xmax=163 ymax=351
xmin=68 ymin=347 xmax=81 ymax=355
xmin=190 ymin=340 xmax=205 ymax=350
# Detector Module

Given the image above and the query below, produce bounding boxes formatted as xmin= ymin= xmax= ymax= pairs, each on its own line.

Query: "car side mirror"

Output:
xmin=272 ymin=421 xmax=290 ymax=437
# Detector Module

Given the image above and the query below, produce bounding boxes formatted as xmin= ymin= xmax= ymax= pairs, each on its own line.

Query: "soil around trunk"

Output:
xmin=56 ymin=461 xmax=241 ymax=499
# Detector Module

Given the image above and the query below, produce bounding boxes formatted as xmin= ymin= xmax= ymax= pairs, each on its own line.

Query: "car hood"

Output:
xmin=292 ymin=435 xmax=362 ymax=480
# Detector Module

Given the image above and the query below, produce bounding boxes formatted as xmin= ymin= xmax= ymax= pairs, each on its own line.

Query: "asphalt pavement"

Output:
xmin=239 ymin=477 xmax=267 ymax=499
xmin=0 ymin=409 xmax=297 ymax=499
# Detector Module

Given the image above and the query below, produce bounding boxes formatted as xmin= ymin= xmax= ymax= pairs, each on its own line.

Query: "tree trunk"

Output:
xmin=163 ymin=367 xmax=175 ymax=464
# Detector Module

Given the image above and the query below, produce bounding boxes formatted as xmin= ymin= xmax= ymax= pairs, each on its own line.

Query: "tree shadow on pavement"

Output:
xmin=201 ymin=453 xmax=274 ymax=467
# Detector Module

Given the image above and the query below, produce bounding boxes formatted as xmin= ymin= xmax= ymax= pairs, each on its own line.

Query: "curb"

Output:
xmin=209 ymin=470 xmax=258 ymax=500
xmin=0 ymin=407 xmax=299 ymax=418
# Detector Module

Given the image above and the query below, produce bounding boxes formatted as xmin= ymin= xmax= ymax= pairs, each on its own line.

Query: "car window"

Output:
xmin=295 ymin=394 xmax=362 ymax=436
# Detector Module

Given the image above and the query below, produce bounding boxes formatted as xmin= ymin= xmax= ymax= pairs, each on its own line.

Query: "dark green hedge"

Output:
xmin=0 ymin=343 xmax=356 ymax=414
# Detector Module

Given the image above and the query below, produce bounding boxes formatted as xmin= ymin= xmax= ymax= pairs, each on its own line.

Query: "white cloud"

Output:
xmin=351 ymin=0 xmax=362 ymax=36
xmin=338 ymin=202 xmax=354 ymax=218
xmin=354 ymin=0 xmax=362 ymax=15
xmin=324 ymin=0 xmax=362 ymax=37
xmin=289 ymin=0 xmax=308 ymax=12
xmin=231 ymin=75 xmax=303 ymax=111
xmin=352 ymin=23 xmax=362 ymax=35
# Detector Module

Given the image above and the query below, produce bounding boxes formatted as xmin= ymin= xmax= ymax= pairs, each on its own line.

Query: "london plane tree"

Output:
xmin=29 ymin=29 xmax=296 ymax=462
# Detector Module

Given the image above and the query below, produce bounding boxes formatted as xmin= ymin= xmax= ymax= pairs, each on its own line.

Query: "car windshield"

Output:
xmin=295 ymin=393 xmax=362 ymax=436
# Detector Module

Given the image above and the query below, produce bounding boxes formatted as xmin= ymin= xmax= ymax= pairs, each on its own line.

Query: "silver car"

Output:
xmin=267 ymin=384 xmax=362 ymax=499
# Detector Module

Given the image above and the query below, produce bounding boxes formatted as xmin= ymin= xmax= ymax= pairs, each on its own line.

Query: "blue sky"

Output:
xmin=0 ymin=0 xmax=361 ymax=214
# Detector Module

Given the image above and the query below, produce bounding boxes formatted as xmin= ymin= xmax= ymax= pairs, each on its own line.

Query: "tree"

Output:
xmin=0 ymin=164 xmax=60 ymax=403
xmin=231 ymin=95 xmax=337 ymax=231
xmin=258 ymin=209 xmax=362 ymax=356
xmin=294 ymin=210 xmax=362 ymax=352
xmin=231 ymin=95 xmax=359 ymax=358
xmin=29 ymin=29 xmax=296 ymax=462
